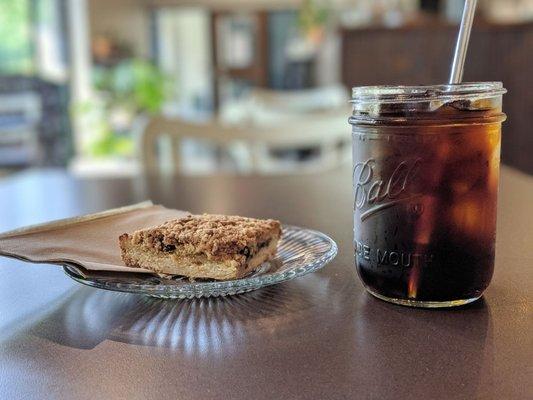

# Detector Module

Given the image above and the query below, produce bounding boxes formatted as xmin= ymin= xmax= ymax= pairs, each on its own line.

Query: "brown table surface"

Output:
xmin=0 ymin=166 xmax=531 ymax=400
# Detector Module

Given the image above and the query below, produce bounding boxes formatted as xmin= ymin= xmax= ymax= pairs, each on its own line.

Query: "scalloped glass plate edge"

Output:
xmin=63 ymin=225 xmax=338 ymax=299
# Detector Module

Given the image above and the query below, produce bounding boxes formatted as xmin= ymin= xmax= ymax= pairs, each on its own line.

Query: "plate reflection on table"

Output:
xmin=30 ymin=272 xmax=342 ymax=356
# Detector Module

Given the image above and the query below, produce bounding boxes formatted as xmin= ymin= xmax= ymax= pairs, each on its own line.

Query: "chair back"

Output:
xmin=140 ymin=88 xmax=351 ymax=174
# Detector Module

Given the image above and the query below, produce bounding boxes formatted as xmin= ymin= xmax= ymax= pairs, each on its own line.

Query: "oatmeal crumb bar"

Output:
xmin=119 ymin=214 xmax=282 ymax=280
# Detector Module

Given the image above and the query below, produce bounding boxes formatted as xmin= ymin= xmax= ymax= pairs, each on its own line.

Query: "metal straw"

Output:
xmin=449 ymin=0 xmax=478 ymax=84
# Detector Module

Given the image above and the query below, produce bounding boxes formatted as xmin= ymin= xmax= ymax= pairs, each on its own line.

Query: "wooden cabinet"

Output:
xmin=341 ymin=22 xmax=533 ymax=174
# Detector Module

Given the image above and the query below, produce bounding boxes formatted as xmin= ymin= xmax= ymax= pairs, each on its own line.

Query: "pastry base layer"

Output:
xmin=119 ymin=236 xmax=279 ymax=280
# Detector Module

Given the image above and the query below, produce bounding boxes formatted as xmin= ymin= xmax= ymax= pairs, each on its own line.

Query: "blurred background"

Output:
xmin=0 ymin=0 xmax=532 ymax=177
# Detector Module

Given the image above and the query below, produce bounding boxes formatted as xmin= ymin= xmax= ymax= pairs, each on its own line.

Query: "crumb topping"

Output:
xmin=130 ymin=214 xmax=281 ymax=260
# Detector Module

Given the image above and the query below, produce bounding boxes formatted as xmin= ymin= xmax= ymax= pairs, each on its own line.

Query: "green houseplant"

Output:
xmin=85 ymin=59 xmax=167 ymax=158
xmin=297 ymin=0 xmax=331 ymax=45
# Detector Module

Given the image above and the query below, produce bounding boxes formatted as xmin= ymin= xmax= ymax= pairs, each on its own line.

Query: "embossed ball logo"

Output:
xmin=353 ymin=158 xmax=422 ymax=221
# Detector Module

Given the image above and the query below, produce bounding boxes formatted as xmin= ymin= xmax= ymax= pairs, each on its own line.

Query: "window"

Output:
xmin=0 ymin=0 xmax=34 ymax=74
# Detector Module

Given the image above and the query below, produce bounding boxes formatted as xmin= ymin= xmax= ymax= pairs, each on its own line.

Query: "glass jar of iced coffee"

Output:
xmin=349 ymin=82 xmax=506 ymax=307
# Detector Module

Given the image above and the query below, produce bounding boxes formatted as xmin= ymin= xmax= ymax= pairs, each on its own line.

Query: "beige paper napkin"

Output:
xmin=0 ymin=202 xmax=189 ymax=275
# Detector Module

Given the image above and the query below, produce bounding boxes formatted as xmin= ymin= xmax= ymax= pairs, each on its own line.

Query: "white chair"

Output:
xmin=138 ymin=110 xmax=350 ymax=175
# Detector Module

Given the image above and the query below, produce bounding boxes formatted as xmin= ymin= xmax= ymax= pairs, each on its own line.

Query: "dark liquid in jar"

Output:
xmin=352 ymin=103 xmax=501 ymax=302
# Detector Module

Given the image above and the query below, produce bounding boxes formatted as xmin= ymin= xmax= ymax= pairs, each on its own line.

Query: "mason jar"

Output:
xmin=349 ymin=83 xmax=506 ymax=307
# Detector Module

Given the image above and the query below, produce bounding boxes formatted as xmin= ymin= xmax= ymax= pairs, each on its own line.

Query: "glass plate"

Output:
xmin=63 ymin=225 xmax=337 ymax=299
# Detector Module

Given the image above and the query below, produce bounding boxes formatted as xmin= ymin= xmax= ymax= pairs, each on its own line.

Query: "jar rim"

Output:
xmin=351 ymin=82 xmax=506 ymax=104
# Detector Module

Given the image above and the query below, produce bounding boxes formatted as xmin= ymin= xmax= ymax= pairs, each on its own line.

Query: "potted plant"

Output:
xmin=87 ymin=59 xmax=167 ymax=159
